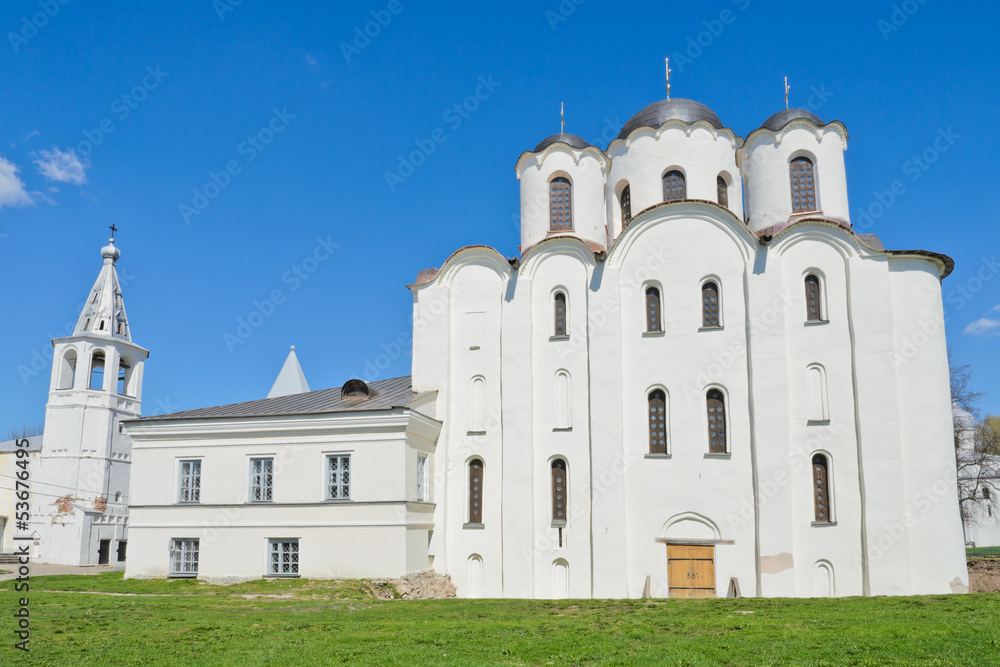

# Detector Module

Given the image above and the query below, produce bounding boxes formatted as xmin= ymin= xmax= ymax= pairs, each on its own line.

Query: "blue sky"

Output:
xmin=1 ymin=0 xmax=998 ymax=431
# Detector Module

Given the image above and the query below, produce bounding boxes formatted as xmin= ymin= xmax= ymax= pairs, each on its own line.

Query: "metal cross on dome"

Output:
xmin=109 ymin=224 xmax=118 ymax=240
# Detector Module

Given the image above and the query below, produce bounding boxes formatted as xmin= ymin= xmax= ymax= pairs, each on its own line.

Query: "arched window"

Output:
xmin=812 ymin=454 xmax=831 ymax=523
xmin=717 ymin=175 xmax=729 ymax=209
xmin=702 ymin=282 xmax=720 ymax=328
xmin=983 ymin=487 xmax=991 ymax=500
xmin=58 ymin=350 xmax=77 ymax=390
xmin=807 ymin=365 xmax=829 ymax=423
xmin=117 ymin=357 xmax=133 ymax=396
xmin=468 ymin=459 xmax=484 ymax=524
xmin=707 ymin=389 xmax=727 ymax=453
xmin=554 ymin=292 xmax=567 ymax=337
xmin=551 ymin=459 xmax=567 ymax=524
xmin=790 ymin=157 xmax=817 ymax=213
xmin=648 ymin=390 xmax=667 ymax=454
xmin=645 ymin=287 xmax=662 ymax=333
xmin=98 ymin=320 xmax=105 ymax=331
xmin=620 ymin=185 xmax=632 ymax=226
xmin=89 ymin=351 xmax=105 ymax=390
xmin=662 ymin=170 xmax=686 ymax=201
xmin=805 ymin=275 xmax=823 ymax=321
xmin=549 ymin=177 xmax=573 ymax=230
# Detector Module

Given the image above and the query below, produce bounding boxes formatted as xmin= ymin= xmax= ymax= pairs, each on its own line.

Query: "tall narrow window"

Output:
xmin=468 ymin=459 xmax=484 ymax=524
xmin=268 ymin=539 xmax=299 ymax=576
xmin=790 ymin=157 xmax=817 ymax=213
xmin=707 ymin=390 xmax=727 ymax=453
xmin=805 ymin=275 xmax=822 ymax=321
xmin=645 ymin=287 xmax=662 ymax=333
xmin=648 ymin=390 xmax=667 ymax=454
xmin=551 ymin=459 xmax=567 ymax=524
xmin=169 ymin=539 xmax=199 ymax=577
xmin=250 ymin=458 xmax=274 ymax=502
xmin=620 ymin=184 xmax=632 ymax=226
xmin=117 ymin=358 xmax=131 ymax=395
xmin=89 ymin=352 xmax=105 ymax=390
xmin=812 ymin=454 xmax=830 ymax=522
xmin=327 ymin=454 xmax=351 ymax=500
xmin=702 ymin=282 xmax=720 ymax=328
xmin=717 ymin=175 xmax=729 ymax=209
xmin=554 ymin=292 xmax=567 ymax=337
xmin=178 ymin=460 xmax=202 ymax=503
xmin=417 ymin=454 xmax=428 ymax=502
xmin=982 ymin=487 xmax=991 ymax=500
xmin=662 ymin=170 xmax=686 ymax=201
xmin=58 ymin=350 xmax=77 ymax=390
xmin=549 ymin=177 xmax=573 ymax=230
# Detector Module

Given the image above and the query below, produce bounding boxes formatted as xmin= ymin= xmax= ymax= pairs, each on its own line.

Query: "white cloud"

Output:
xmin=33 ymin=147 xmax=88 ymax=185
xmin=964 ymin=317 xmax=1000 ymax=337
xmin=0 ymin=155 xmax=33 ymax=209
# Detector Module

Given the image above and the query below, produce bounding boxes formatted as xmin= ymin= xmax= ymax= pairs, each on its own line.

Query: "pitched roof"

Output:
xmin=267 ymin=347 xmax=310 ymax=398
xmin=137 ymin=376 xmax=414 ymax=422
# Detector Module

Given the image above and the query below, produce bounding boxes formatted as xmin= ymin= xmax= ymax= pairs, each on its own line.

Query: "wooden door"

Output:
xmin=98 ymin=539 xmax=110 ymax=565
xmin=667 ymin=545 xmax=715 ymax=598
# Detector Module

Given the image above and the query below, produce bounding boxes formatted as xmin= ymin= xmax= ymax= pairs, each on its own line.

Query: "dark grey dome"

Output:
xmin=617 ymin=98 xmax=724 ymax=140
xmin=532 ymin=133 xmax=590 ymax=153
xmin=761 ymin=108 xmax=824 ymax=132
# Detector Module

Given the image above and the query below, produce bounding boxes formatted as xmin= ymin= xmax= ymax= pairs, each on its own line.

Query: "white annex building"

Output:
xmin=121 ymin=95 xmax=970 ymax=598
xmin=0 ymin=238 xmax=148 ymax=565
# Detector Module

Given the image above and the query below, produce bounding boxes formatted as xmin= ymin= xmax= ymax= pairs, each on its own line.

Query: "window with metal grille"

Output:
xmin=805 ymin=275 xmax=822 ymax=321
xmin=249 ymin=458 xmax=274 ymax=502
xmin=268 ymin=539 xmax=299 ymax=576
xmin=662 ymin=170 xmax=686 ymax=201
xmin=707 ymin=390 xmax=727 ymax=453
xmin=327 ymin=454 xmax=351 ymax=500
xmin=717 ymin=175 xmax=729 ymax=209
xmin=552 ymin=459 xmax=567 ymax=524
xmin=554 ymin=292 xmax=567 ymax=336
xmin=169 ymin=538 xmax=199 ymax=576
xmin=549 ymin=177 xmax=573 ymax=230
xmin=648 ymin=390 xmax=667 ymax=454
xmin=702 ymin=282 xmax=720 ymax=328
xmin=469 ymin=459 xmax=484 ymax=524
xmin=812 ymin=454 xmax=830 ymax=522
xmin=645 ymin=287 xmax=662 ymax=333
xmin=790 ymin=157 xmax=817 ymax=213
xmin=178 ymin=460 xmax=201 ymax=503
xmin=620 ymin=185 xmax=632 ymax=226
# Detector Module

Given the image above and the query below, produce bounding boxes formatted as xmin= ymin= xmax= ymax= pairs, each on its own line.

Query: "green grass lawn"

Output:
xmin=967 ymin=546 xmax=1000 ymax=558
xmin=2 ymin=572 xmax=999 ymax=666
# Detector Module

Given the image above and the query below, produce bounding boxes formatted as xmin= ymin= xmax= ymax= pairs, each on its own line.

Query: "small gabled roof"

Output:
xmin=136 ymin=376 xmax=414 ymax=422
xmin=267 ymin=346 xmax=310 ymax=398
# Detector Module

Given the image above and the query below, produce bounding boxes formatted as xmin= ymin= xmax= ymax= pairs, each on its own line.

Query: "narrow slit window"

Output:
xmin=702 ymin=282 xmax=720 ymax=328
xmin=554 ymin=292 xmax=567 ymax=337
xmin=707 ymin=389 xmax=727 ymax=453
xmin=812 ymin=454 xmax=830 ymax=522
xmin=551 ymin=459 xmax=567 ymax=524
xmin=662 ymin=170 xmax=686 ymax=201
xmin=717 ymin=175 xmax=729 ymax=209
xmin=805 ymin=275 xmax=822 ymax=321
xmin=648 ymin=390 xmax=667 ymax=454
xmin=645 ymin=287 xmax=662 ymax=333
xmin=790 ymin=157 xmax=817 ymax=213
xmin=620 ymin=185 xmax=632 ymax=226
xmin=549 ymin=177 xmax=573 ymax=230
xmin=469 ymin=459 xmax=484 ymax=524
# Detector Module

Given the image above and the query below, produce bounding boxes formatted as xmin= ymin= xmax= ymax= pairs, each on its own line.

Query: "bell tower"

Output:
xmin=36 ymin=234 xmax=150 ymax=565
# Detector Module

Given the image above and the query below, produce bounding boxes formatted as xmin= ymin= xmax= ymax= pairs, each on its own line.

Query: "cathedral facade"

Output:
xmin=119 ymin=96 xmax=968 ymax=597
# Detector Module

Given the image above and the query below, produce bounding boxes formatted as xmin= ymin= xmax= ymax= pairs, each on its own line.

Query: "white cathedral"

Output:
xmin=5 ymin=93 xmax=971 ymax=598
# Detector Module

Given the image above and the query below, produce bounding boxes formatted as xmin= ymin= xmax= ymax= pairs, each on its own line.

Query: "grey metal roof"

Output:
xmin=532 ymin=133 xmax=590 ymax=152
xmin=761 ymin=108 xmax=824 ymax=132
xmin=857 ymin=233 xmax=886 ymax=251
xmin=618 ymin=98 xmax=724 ymax=139
xmin=136 ymin=376 xmax=415 ymax=421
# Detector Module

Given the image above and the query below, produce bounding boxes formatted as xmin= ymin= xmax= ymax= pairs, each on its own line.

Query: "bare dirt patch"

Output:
xmin=968 ymin=557 xmax=1000 ymax=593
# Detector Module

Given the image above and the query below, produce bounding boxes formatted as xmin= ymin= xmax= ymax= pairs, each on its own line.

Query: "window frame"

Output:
xmin=325 ymin=453 xmax=352 ymax=502
xmin=789 ymin=155 xmax=818 ymax=214
xmin=700 ymin=279 xmax=723 ymax=330
xmin=662 ymin=169 xmax=687 ymax=201
xmin=177 ymin=459 xmax=202 ymax=504
xmin=811 ymin=453 xmax=835 ymax=524
xmin=416 ymin=453 xmax=428 ymax=502
xmin=647 ymin=389 xmax=668 ymax=455
xmin=168 ymin=538 xmax=199 ymax=578
xmin=466 ymin=458 xmax=485 ymax=527
xmin=620 ymin=183 xmax=632 ymax=228
xmin=549 ymin=176 xmax=574 ymax=231
xmin=267 ymin=538 xmax=300 ymax=577
xmin=717 ymin=174 xmax=729 ymax=210
xmin=644 ymin=284 xmax=663 ymax=335
xmin=705 ymin=388 xmax=729 ymax=455
xmin=248 ymin=457 xmax=274 ymax=503
xmin=553 ymin=291 xmax=568 ymax=338
xmin=551 ymin=458 xmax=568 ymax=526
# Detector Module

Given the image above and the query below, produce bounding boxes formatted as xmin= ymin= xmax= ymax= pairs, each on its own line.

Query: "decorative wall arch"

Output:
xmin=661 ymin=512 xmax=722 ymax=541
xmin=814 ymin=560 xmax=835 ymax=597
xmin=552 ymin=559 xmax=569 ymax=599
xmin=57 ymin=348 xmax=78 ymax=390
xmin=467 ymin=554 xmax=484 ymax=598
xmin=554 ymin=370 xmax=572 ymax=430
xmin=806 ymin=364 xmax=830 ymax=422
xmin=469 ymin=377 xmax=487 ymax=433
